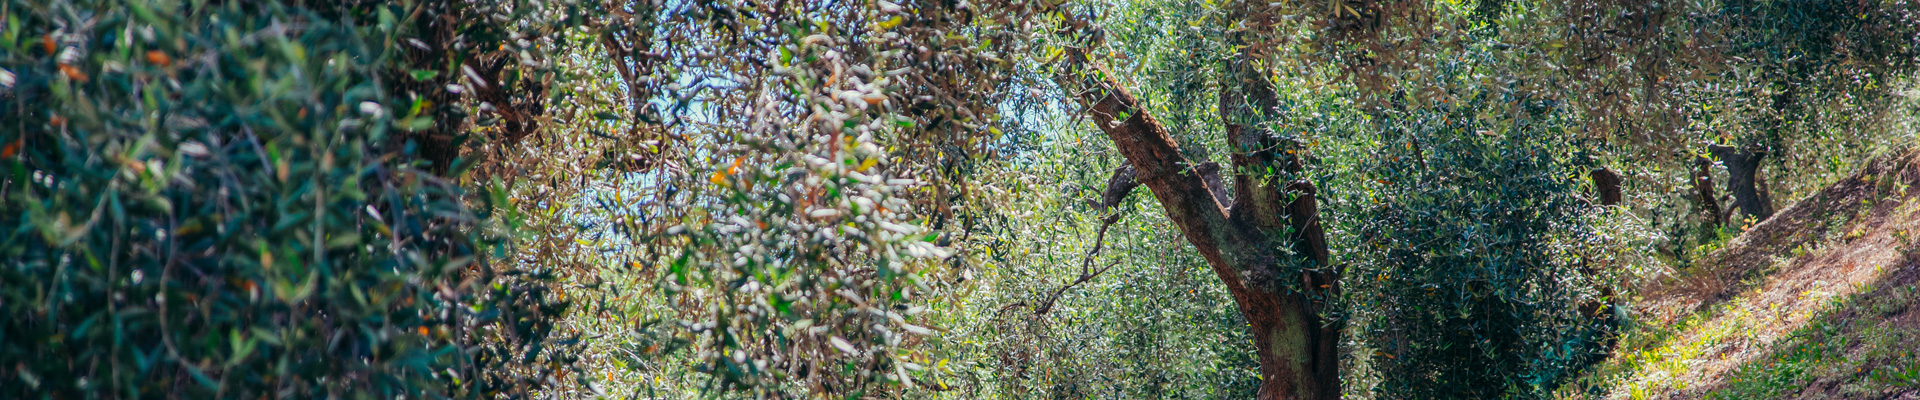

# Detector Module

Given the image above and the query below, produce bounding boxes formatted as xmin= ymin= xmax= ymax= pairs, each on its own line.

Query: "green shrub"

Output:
xmin=1339 ymin=42 xmax=1609 ymax=399
xmin=0 ymin=1 xmax=576 ymax=397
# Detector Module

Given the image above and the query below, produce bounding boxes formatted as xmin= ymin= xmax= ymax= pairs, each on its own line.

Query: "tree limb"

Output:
xmin=1033 ymin=162 xmax=1150 ymax=316
xmin=1057 ymin=47 xmax=1236 ymax=269
xmin=1032 ymin=215 xmax=1125 ymax=316
xmin=1099 ymin=161 xmax=1229 ymax=212
xmin=1097 ymin=163 xmax=1141 ymax=212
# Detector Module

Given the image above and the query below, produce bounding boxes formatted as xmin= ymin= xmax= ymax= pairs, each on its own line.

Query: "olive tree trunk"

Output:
xmin=1709 ymin=144 xmax=1775 ymax=223
xmin=1059 ymin=39 xmax=1340 ymax=400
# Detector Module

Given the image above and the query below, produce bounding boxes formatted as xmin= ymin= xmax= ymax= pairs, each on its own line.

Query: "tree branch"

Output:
xmin=1057 ymin=47 xmax=1236 ymax=269
xmin=1098 ymin=161 xmax=1229 ymax=212
xmin=1096 ymin=163 xmax=1141 ymax=212
xmin=1033 ymin=213 xmax=1126 ymax=316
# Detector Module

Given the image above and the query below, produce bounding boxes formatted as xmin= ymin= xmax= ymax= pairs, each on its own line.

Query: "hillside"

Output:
xmin=1570 ymin=148 xmax=1920 ymax=399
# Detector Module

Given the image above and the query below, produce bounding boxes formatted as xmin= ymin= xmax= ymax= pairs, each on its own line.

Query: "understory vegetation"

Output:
xmin=3 ymin=0 xmax=1918 ymax=399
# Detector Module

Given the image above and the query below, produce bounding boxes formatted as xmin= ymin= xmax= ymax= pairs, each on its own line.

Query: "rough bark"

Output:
xmin=1709 ymin=144 xmax=1775 ymax=223
xmin=1060 ymin=38 xmax=1338 ymax=400
xmin=1097 ymin=164 xmax=1143 ymax=212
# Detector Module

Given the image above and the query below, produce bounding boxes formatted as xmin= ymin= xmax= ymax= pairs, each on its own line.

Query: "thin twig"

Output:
xmin=1033 ymin=212 xmax=1125 ymax=316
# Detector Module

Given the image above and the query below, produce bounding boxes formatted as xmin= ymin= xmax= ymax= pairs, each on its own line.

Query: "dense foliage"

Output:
xmin=1343 ymin=49 xmax=1601 ymax=396
xmin=0 ymin=0 xmax=580 ymax=397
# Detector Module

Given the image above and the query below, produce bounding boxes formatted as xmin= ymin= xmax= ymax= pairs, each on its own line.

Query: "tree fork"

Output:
xmin=1060 ymin=40 xmax=1339 ymax=400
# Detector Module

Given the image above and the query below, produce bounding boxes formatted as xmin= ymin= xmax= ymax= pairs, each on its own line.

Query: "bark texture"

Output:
xmin=1581 ymin=168 xmax=1623 ymax=350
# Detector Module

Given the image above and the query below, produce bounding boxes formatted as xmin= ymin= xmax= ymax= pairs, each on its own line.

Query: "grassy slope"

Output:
xmin=1562 ymin=148 xmax=1920 ymax=400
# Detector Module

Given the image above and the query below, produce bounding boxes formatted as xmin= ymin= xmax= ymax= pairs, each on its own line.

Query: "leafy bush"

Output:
xmin=1337 ymin=42 xmax=1610 ymax=398
xmin=0 ymin=0 xmax=575 ymax=397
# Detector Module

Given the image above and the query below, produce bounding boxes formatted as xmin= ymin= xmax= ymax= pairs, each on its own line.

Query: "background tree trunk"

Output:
xmin=1220 ymin=12 xmax=1339 ymax=396
xmin=1691 ymin=154 xmax=1726 ymax=240
xmin=390 ymin=7 xmax=466 ymax=174
xmin=1592 ymin=168 xmax=1623 ymax=206
xmin=1709 ymin=144 xmax=1775 ymax=223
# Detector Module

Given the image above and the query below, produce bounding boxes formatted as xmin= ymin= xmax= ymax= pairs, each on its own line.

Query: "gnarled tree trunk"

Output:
xmin=1058 ymin=18 xmax=1339 ymax=399
xmin=1709 ymin=144 xmax=1775 ymax=223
